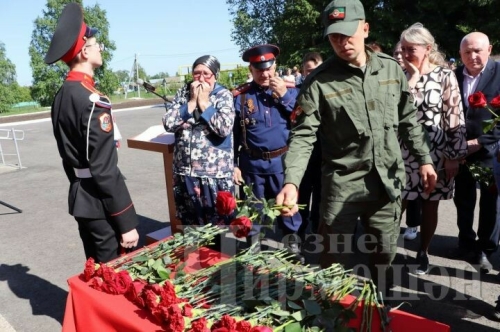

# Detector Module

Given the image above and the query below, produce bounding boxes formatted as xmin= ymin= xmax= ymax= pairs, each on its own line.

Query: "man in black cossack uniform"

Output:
xmin=45 ymin=3 xmax=139 ymax=263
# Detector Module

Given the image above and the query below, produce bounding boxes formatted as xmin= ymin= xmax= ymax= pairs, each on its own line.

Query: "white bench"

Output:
xmin=0 ymin=128 xmax=25 ymax=169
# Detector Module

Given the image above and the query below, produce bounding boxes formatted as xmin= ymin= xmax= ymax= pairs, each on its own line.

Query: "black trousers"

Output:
xmin=75 ymin=217 xmax=122 ymax=263
xmin=297 ymin=146 xmax=322 ymax=240
xmin=453 ymin=165 xmax=500 ymax=254
xmin=405 ymin=199 xmax=422 ymax=228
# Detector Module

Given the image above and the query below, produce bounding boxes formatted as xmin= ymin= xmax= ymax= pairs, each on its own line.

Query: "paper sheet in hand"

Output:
xmin=132 ymin=125 xmax=174 ymax=144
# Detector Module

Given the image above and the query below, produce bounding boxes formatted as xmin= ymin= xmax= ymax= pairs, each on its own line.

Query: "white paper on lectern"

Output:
xmin=132 ymin=125 xmax=175 ymax=145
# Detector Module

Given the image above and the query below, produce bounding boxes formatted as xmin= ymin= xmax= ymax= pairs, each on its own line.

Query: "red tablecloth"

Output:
xmin=62 ymin=247 xmax=450 ymax=332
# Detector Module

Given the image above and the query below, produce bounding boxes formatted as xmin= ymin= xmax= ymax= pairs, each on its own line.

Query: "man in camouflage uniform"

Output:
xmin=277 ymin=0 xmax=437 ymax=294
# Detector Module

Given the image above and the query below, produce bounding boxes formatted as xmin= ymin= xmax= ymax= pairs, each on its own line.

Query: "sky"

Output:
xmin=0 ymin=0 xmax=246 ymax=86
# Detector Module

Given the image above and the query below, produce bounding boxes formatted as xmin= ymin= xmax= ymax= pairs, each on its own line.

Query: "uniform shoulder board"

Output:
xmin=232 ymin=82 xmax=251 ymax=97
xmin=95 ymin=99 xmax=112 ymax=109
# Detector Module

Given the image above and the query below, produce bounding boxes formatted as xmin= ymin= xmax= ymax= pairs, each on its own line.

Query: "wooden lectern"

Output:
xmin=127 ymin=125 xmax=180 ymax=241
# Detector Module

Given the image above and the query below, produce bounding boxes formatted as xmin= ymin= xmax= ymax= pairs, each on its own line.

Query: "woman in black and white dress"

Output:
xmin=399 ymin=23 xmax=467 ymax=274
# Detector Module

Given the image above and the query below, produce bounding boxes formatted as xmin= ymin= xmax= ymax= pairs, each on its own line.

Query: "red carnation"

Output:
xmin=143 ymin=288 xmax=159 ymax=309
xmin=102 ymin=281 xmax=120 ymax=295
xmin=96 ymin=264 xmax=116 ymax=283
xmin=490 ymin=95 xmax=500 ymax=109
xmin=215 ymin=191 xmax=237 ymax=216
xmin=125 ymin=281 xmax=146 ymax=308
xmin=164 ymin=305 xmax=185 ymax=332
xmin=89 ymin=277 xmax=104 ymax=291
xmin=468 ymin=91 xmax=488 ymax=108
xmin=82 ymin=257 xmax=97 ymax=281
xmin=182 ymin=303 xmax=193 ymax=317
xmin=235 ymin=320 xmax=252 ymax=332
xmin=229 ymin=216 xmax=253 ymax=238
xmin=189 ymin=317 xmax=210 ymax=332
xmin=113 ymin=270 xmax=132 ymax=294
xmin=211 ymin=315 xmax=237 ymax=331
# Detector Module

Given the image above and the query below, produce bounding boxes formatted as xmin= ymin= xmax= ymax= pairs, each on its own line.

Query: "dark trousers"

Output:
xmin=297 ymin=147 xmax=322 ymax=240
xmin=405 ymin=199 xmax=422 ymax=228
xmin=318 ymin=194 xmax=402 ymax=292
xmin=76 ymin=217 xmax=122 ymax=263
xmin=453 ymin=165 xmax=500 ymax=254
xmin=242 ymin=172 xmax=302 ymax=241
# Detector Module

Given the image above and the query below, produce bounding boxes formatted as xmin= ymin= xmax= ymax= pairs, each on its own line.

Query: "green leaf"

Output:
xmin=272 ymin=309 xmax=291 ymax=317
xmin=147 ymin=259 xmax=155 ymax=268
xmin=151 ymin=258 xmax=163 ymax=270
xmin=236 ymin=206 xmax=250 ymax=217
xmin=303 ymin=299 xmax=322 ymax=315
xmin=162 ymin=256 xmax=172 ymax=265
xmin=140 ymin=267 xmax=149 ymax=275
xmin=156 ymin=266 xmax=171 ymax=280
xmin=290 ymin=309 xmax=307 ymax=321
xmin=131 ymin=255 xmax=149 ymax=262
xmin=482 ymin=119 xmax=495 ymax=133
xmin=284 ymin=322 xmax=302 ymax=332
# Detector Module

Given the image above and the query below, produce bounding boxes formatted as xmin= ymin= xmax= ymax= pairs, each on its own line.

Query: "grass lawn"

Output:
xmin=0 ymin=91 xmax=161 ymax=117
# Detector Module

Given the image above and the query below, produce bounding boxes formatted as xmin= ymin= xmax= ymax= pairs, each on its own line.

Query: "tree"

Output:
xmin=30 ymin=0 xmax=118 ymax=106
xmin=114 ymin=69 xmax=129 ymax=83
xmin=150 ymin=72 xmax=170 ymax=79
xmin=227 ymin=0 xmax=500 ymax=69
xmin=0 ymin=41 xmax=18 ymax=112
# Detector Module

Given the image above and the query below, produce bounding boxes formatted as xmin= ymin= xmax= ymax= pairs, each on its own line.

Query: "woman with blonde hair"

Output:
xmin=399 ymin=23 xmax=467 ymax=274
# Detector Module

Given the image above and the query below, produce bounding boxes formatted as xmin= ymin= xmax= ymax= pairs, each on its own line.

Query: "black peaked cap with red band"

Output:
xmin=242 ymin=44 xmax=280 ymax=70
xmin=44 ymin=2 xmax=98 ymax=65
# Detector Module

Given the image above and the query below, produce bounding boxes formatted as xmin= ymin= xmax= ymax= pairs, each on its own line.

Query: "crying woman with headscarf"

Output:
xmin=163 ymin=55 xmax=236 ymax=233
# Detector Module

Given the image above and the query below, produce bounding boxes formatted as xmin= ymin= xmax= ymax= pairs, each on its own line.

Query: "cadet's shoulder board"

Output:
xmin=96 ymin=98 xmax=112 ymax=109
xmin=232 ymin=82 xmax=252 ymax=97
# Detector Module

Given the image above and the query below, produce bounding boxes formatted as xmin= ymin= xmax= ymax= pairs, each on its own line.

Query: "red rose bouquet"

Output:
xmin=468 ymin=91 xmax=500 ymax=132
xmin=466 ymin=91 xmax=500 ymax=187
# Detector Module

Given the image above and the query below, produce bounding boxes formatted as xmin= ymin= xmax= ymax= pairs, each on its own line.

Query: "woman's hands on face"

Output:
xmin=196 ymin=81 xmax=211 ymax=111
xmin=190 ymin=81 xmax=202 ymax=102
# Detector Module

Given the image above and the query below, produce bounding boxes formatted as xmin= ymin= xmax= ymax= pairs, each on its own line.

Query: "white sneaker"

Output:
xmin=403 ymin=227 xmax=418 ymax=241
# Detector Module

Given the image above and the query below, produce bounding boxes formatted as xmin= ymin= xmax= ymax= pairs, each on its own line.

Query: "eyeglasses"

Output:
xmin=192 ymin=71 xmax=214 ymax=80
xmin=84 ymin=43 xmax=105 ymax=52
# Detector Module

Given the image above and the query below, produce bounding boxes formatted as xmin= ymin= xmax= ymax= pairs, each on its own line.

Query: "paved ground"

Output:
xmin=0 ymin=104 xmax=499 ymax=331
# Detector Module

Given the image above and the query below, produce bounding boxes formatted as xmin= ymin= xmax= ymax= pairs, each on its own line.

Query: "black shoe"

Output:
xmin=478 ymin=252 xmax=493 ymax=274
xmin=414 ymin=250 xmax=430 ymax=275
xmin=494 ymin=296 xmax=500 ymax=321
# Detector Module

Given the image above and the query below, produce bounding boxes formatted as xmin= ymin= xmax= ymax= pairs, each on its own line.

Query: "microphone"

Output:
xmin=136 ymin=79 xmax=170 ymax=103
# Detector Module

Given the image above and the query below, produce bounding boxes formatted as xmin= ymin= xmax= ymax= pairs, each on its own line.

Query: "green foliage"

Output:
xmin=0 ymin=84 xmax=17 ymax=113
xmin=114 ymin=69 xmax=129 ymax=83
xmin=30 ymin=0 xmax=118 ymax=106
xmin=0 ymin=41 xmax=19 ymax=113
xmin=0 ymin=42 xmax=17 ymax=85
xmin=227 ymin=0 xmax=500 ymax=69
xmin=150 ymin=71 xmax=170 ymax=79
xmin=218 ymin=66 xmax=250 ymax=89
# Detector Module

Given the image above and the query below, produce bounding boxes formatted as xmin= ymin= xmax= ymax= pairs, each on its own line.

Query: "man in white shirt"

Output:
xmin=453 ymin=32 xmax=500 ymax=273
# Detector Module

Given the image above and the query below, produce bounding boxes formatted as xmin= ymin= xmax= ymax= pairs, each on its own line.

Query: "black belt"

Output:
xmin=245 ymin=146 xmax=288 ymax=160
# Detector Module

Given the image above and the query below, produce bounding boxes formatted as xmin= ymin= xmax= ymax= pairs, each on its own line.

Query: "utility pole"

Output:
xmin=135 ymin=53 xmax=140 ymax=98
